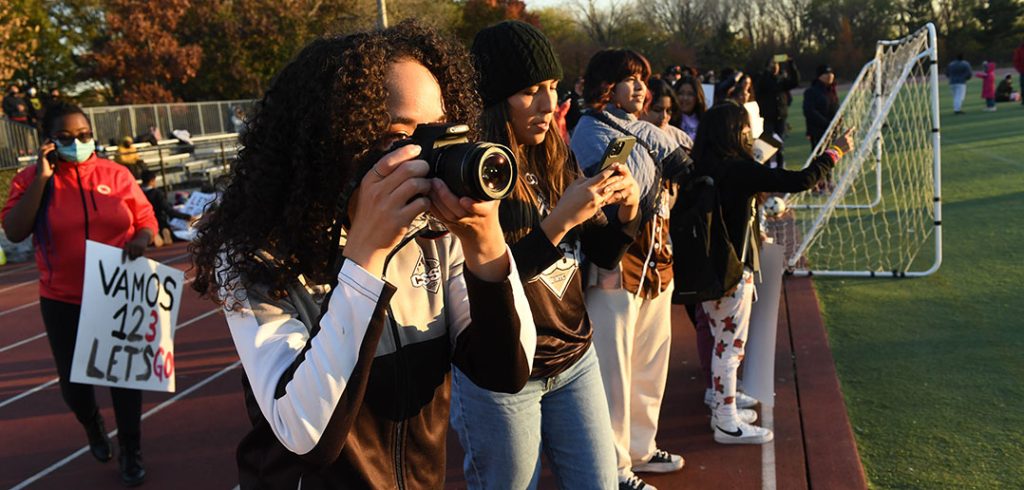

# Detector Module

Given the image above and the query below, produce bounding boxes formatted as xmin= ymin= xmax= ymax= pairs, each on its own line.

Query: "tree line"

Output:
xmin=2 ymin=0 xmax=1022 ymax=105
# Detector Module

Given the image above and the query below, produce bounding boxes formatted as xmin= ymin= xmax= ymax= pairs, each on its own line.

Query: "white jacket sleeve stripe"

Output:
xmin=226 ymin=259 xmax=386 ymax=454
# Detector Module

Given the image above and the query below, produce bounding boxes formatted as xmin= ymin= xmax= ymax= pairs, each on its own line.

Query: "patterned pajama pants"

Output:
xmin=701 ymin=269 xmax=755 ymax=421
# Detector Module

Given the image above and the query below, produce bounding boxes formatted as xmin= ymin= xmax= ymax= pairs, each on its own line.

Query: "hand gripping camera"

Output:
xmin=390 ymin=123 xmax=518 ymax=201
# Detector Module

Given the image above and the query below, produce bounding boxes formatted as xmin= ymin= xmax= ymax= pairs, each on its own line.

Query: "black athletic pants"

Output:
xmin=39 ymin=297 xmax=142 ymax=446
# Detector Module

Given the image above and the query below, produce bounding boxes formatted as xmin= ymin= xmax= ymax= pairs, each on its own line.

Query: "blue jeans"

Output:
xmin=451 ymin=346 xmax=617 ymax=489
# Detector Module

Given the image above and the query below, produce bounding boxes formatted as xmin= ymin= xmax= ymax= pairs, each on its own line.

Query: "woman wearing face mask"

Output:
xmin=687 ymin=103 xmax=854 ymax=445
xmin=450 ymin=21 xmax=641 ymax=489
xmin=571 ymin=49 xmax=692 ymax=490
xmin=2 ymin=101 xmax=157 ymax=486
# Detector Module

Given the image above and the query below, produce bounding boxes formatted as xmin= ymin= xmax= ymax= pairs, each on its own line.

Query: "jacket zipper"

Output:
xmin=381 ymin=232 xmax=418 ymax=490
xmin=72 ymin=164 xmax=91 ymax=240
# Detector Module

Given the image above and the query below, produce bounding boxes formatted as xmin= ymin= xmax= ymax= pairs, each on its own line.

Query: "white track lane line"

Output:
xmin=0 ymin=300 xmax=39 ymax=319
xmin=0 ymin=263 xmax=37 ymax=278
xmin=0 ymin=279 xmax=36 ymax=294
xmin=0 ymin=305 xmax=220 ymax=409
xmin=0 ymin=378 xmax=59 ymax=410
xmin=0 ymin=277 xmax=197 ymax=351
xmin=761 ymin=405 xmax=776 ymax=490
xmin=0 ymin=331 xmax=45 ymax=354
xmin=10 ymin=360 xmax=242 ymax=490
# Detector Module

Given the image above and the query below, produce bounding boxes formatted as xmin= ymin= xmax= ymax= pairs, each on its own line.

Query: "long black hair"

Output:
xmin=646 ymin=78 xmax=681 ymax=126
xmin=690 ymin=102 xmax=753 ymax=173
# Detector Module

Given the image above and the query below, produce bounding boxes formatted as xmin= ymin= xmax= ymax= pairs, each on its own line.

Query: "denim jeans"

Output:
xmin=951 ymin=83 xmax=966 ymax=112
xmin=451 ymin=346 xmax=617 ymax=489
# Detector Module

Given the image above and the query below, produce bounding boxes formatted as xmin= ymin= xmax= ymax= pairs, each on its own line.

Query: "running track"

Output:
xmin=0 ymin=242 xmax=866 ymax=489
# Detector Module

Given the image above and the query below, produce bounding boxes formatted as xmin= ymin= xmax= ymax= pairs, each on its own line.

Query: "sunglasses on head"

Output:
xmin=53 ymin=131 xmax=94 ymax=146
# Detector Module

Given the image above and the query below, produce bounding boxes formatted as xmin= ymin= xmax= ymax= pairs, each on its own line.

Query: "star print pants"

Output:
xmin=701 ymin=268 xmax=755 ymax=422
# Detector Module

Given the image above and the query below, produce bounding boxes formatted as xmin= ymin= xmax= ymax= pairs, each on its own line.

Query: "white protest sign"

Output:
xmin=702 ymin=84 xmax=715 ymax=110
xmin=744 ymin=101 xmax=764 ymax=138
xmin=743 ymin=243 xmax=785 ymax=408
xmin=71 ymin=241 xmax=184 ymax=392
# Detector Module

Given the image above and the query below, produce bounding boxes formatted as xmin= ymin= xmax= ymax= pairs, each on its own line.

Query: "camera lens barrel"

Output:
xmin=432 ymin=143 xmax=517 ymax=201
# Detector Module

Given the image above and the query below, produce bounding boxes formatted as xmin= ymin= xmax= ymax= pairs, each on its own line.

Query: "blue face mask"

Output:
xmin=56 ymin=139 xmax=96 ymax=163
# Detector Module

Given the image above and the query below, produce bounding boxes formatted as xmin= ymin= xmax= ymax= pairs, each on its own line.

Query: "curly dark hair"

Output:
xmin=191 ymin=20 xmax=482 ymax=308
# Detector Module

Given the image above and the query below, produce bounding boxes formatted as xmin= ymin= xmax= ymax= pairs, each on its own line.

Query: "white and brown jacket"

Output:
xmin=224 ymin=224 xmax=536 ymax=489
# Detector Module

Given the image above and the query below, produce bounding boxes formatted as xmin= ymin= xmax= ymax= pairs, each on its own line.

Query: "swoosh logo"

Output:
xmin=716 ymin=425 xmax=743 ymax=437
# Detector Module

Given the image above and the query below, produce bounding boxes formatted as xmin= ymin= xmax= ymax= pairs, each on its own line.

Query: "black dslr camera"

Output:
xmin=389 ymin=123 xmax=518 ymax=201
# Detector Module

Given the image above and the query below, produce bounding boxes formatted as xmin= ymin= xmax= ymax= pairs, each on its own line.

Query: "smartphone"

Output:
xmin=44 ymin=140 xmax=59 ymax=165
xmin=597 ymin=136 xmax=636 ymax=174
xmin=773 ymin=54 xmax=789 ymax=63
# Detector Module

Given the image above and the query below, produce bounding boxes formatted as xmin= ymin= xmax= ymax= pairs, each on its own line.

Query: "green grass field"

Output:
xmin=783 ymin=84 xmax=1024 ymax=489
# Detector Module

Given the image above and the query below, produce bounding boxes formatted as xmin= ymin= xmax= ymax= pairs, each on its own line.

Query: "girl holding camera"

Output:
xmin=191 ymin=21 xmax=537 ymax=489
xmin=449 ymin=21 xmax=641 ymax=489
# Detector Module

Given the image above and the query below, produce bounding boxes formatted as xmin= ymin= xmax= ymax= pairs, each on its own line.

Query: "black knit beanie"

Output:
xmin=471 ymin=20 xmax=563 ymax=107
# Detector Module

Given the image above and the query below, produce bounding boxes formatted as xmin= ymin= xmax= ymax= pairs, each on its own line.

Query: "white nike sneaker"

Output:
xmin=704 ymin=388 xmax=760 ymax=409
xmin=735 ymin=390 xmax=759 ymax=409
xmin=713 ymin=419 xmax=774 ymax=445
xmin=709 ymin=409 xmax=757 ymax=430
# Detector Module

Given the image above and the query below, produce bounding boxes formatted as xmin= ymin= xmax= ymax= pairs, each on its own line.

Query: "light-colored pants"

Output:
xmin=702 ymin=270 xmax=755 ymax=421
xmin=451 ymin=346 xmax=617 ymax=490
xmin=951 ymin=83 xmax=966 ymax=112
xmin=587 ymin=282 xmax=673 ymax=477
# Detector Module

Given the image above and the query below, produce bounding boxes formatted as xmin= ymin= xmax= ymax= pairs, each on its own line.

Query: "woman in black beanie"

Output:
xmin=449 ymin=20 xmax=641 ymax=489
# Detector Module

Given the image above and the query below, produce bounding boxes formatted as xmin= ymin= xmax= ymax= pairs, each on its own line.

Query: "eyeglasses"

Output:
xmin=53 ymin=131 xmax=94 ymax=146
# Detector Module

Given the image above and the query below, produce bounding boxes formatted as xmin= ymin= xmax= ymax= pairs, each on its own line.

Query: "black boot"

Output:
xmin=83 ymin=412 xmax=112 ymax=463
xmin=118 ymin=440 xmax=146 ymax=487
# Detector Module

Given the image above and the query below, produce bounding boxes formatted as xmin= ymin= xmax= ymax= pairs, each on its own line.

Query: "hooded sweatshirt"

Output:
xmin=976 ymin=62 xmax=997 ymax=99
xmin=2 ymin=154 xmax=157 ymax=304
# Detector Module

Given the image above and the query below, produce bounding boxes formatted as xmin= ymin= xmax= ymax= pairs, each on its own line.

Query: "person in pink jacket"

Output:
xmin=976 ymin=61 xmax=997 ymax=111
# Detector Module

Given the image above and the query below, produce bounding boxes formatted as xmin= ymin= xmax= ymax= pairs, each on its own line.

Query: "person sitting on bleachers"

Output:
xmin=140 ymin=169 xmax=195 ymax=246
xmin=116 ymin=136 xmax=141 ymax=178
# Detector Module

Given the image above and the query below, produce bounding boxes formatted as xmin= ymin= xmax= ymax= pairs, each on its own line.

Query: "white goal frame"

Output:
xmin=783 ymin=23 xmax=942 ymax=278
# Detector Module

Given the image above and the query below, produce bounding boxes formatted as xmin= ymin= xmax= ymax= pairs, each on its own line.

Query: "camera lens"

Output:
xmin=480 ymin=150 xmax=513 ymax=195
xmin=432 ymin=143 xmax=517 ymax=201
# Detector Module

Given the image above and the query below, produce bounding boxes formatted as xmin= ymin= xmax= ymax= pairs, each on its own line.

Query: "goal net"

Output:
xmin=768 ymin=23 xmax=942 ymax=277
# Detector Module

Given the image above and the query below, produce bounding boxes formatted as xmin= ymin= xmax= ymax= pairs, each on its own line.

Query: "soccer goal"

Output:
xmin=770 ymin=23 xmax=942 ymax=277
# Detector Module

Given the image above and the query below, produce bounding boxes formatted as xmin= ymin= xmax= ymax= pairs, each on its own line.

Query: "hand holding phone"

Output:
xmin=597 ymin=136 xmax=636 ymax=174
xmin=37 ymin=139 xmax=57 ymax=180
xmin=773 ymin=54 xmax=789 ymax=63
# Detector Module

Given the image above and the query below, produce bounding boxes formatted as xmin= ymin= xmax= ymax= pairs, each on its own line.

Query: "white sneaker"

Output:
xmin=709 ymin=409 xmax=757 ymax=430
xmin=713 ymin=419 xmax=774 ymax=445
xmin=632 ymin=448 xmax=684 ymax=473
xmin=619 ymin=473 xmax=657 ymax=490
xmin=735 ymin=390 xmax=759 ymax=409
xmin=704 ymin=388 xmax=759 ymax=409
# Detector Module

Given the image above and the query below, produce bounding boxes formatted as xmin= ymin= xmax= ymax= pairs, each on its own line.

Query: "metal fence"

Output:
xmin=84 ymin=99 xmax=254 ymax=147
xmin=0 ymin=99 xmax=254 ymax=170
xmin=0 ymin=118 xmax=39 ymax=169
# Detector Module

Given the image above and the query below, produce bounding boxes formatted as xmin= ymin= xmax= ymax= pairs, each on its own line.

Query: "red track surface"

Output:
xmin=0 ymin=243 xmax=865 ymax=489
